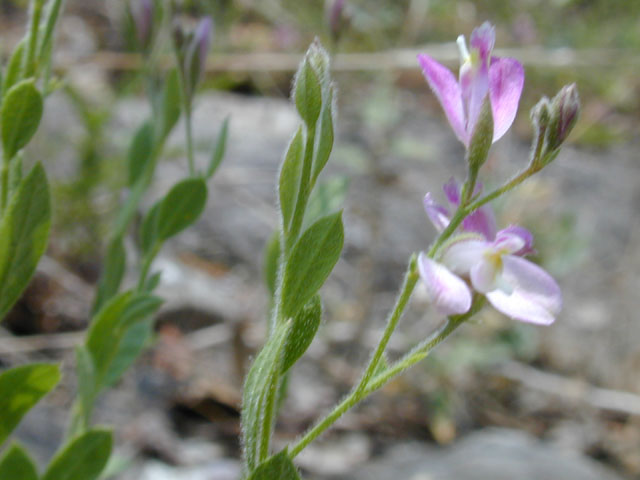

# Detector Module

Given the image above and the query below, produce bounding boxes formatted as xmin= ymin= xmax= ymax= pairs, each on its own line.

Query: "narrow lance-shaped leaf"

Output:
xmin=241 ymin=322 xmax=291 ymax=471
xmin=91 ymin=236 xmax=126 ymax=315
xmin=281 ymin=211 xmax=344 ymax=319
xmin=278 ymin=127 xmax=304 ymax=233
xmin=311 ymin=87 xmax=334 ymax=184
xmin=86 ymin=291 xmax=163 ymax=389
xmin=0 ymin=443 xmax=39 ymax=480
xmin=0 ymin=363 xmax=61 ymax=445
xmin=248 ymin=449 xmax=301 ymax=480
xmin=281 ymin=295 xmax=322 ymax=373
xmin=154 ymin=68 xmax=181 ymax=142
xmin=155 ymin=177 xmax=208 ymax=241
xmin=128 ymin=120 xmax=155 ymax=186
xmin=1 ymin=79 xmax=44 ymax=160
xmin=0 ymin=163 xmax=51 ymax=321
xmin=294 ymin=58 xmax=322 ymax=130
xmin=263 ymin=231 xmax=281 ymax=297
xmin=42 ymin=429 xmax=112 ymax=480
xmin=206 ymin=116 xmax=230 ymax=178
xmin=2 ymin=38 xmax=26 ymax=95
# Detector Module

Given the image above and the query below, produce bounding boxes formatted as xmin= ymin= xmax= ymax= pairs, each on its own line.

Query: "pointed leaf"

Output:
xmin=281 ymin=295 xmax=321 ymax=373
xmin=242 ymin=322 xmax=290 ymax=471
xmin=86 ymin=291 xmax=162 ymax=389
xmin=2 ymin=38 xmax=26 ymax=95
xmin=278 ymin=127 xmax=304 ymax=233
xmin=281 ymin=212 xmax=343 ymax=319
xmin=155 ymin=69 xmax=181 ymax=142
xmin=311 ymin=89 xmax=334 ymax=184
xmin=0 ymin=363 xmax=61 ymax=445
xmin=206 ymin=116 xmax=230 ymax=178
xmin=1 ymin=80 xmax=43 ymax=160
xmin=42 ymin=429 xmax=112 ymax=480
xmin=140 ymin=201 xmax=161 ymax=252
xmin=0 ymin=163 xmax=51 ymax=321
xmin=248 ymin=450 xmax=301 ymax=480
xmin=92 ymin=236 xmax=126 ymax=315
xmin=155 ymin=177 xmax=207 ymax=241
xmin=0 ymin=443 xmax=38 ymax=480
xmin=294 ymin=58 xmax=322 ymax=129
xmin=127 ymin=121 xmax=154 ymax=186
xmin=263 ymin=231 xmax=281 ymax=297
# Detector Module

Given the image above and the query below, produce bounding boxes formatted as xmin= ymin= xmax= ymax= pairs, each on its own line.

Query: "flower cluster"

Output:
xmin=416 ymin=22 xmax=572 ymax=326
xmin=420 ymin=181 xmax=561 ymax=325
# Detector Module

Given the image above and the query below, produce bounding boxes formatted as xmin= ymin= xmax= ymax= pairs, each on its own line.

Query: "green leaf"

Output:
xmin=92 ymin=237 xmax=126 ymax=315
xmin=102 ymin=317 xmax=154 ymax=388
xmin=311 ymin=88 xmax=334 ymax=184
xmin=206 ymin=116 xmax=230 ymax=178
xmin=242 ymin=322 xmax=291 ymax=471
xmin=42 ymin=429 xmax=112 ymax=480
xmin=75 ymin=345 xmax=96 ymax=416
xmin=263 ymin=231 xmax=281 ymax=297
xmin=0 ymin=443 xmax=39 ymax=480
xmin=281 ymin=295 xmax=321 ymax=374
xmin=127 ymin=121 xmax=154 ymax=186
xmin=278 ymin=127 xmax=304 ymax=233
xmin=3 ymin=38 xmax=26 ymax=95
xmin=155 ymin=69 xmax=181 ymax=142
xmin=281 ymin=212 xmax=343 ymax=319
xmin=0 ymin=363 xmax=61 ymax=445
xmin=143 ymin=271 xmax=162 ymax=292
xmin=140 ymin=201 xmax=161 ymax=253
xmin=248 ymin=450 xmax=301 ymax=480
xmin=303 ymin=176 xmax=348 ymax=230
xmin=86 ymin=291 xmax=162 ymax=389
xmin=155 ymin=177 xmax=207 ymax=241
xmin=0 ymin=163 xmax=51 ymax=321
xmin=294 ymin=58 xmax=322 ymax=129
xmin=1 ymin=79 xmax=44 ymax=160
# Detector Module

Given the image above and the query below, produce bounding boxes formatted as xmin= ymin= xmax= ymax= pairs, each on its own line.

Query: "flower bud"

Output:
xmin=173 ymin=17 xmax=213 ymax=101
xmin=133 ymin=0 xmax=154 ymax=52
xmin=546 ymin=83 xmax=580 ymax=151
xmin=528 ymin=96 xmax=551 ymax=168
xmin=327 ymin=0 xmax=346 ymax=42
xmin=466 ymin=99 xmax=494 ymax=174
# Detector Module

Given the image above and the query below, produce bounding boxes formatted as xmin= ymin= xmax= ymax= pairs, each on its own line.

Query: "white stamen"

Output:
xmin=456 ymin=35 xmax=470 ymax=63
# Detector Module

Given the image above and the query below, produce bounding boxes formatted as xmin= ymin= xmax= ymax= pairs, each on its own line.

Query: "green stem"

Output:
xmin=23 ymin=0 xmax=45 ymax=78
xmin=38 ymin=0 xmax=64 ymax=62
xmin=355 ymin=256 xmax=419 ymax=395
xmin=289 ymin=299 xmax=483 ymax=459
xmin=467 ymin=169 xmax=532 ymax=213
xmin=137 ymin=243 xmax=161 ymax=291
xmin=184 ymin=101 xmax=196 ymax=176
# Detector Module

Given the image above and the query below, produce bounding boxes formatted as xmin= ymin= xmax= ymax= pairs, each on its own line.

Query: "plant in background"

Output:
xmin=241 ymin=23 xmax=578 ymax=478
xmin=0 ymin=1 xmax=229 ymax=478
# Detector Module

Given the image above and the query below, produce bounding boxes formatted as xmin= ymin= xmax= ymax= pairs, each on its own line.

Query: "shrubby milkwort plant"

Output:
xmin=240 ymin=23 xmax=578 ymax=478
xmin=0 ymin=3 xmax=579 ymax=478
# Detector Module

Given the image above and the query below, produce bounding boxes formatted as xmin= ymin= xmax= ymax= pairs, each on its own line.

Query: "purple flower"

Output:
xmin=424 ymin=178 xmax=497 ymax=240
xmin=419 ymin=226 xmax=560 ymax=325
xmin=417 ymin=22 xmax=524 ymax=148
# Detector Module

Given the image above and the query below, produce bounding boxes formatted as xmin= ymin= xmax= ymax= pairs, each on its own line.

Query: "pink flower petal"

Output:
xmin=495 ymin=226 xmax=534 ymax=256
xmin=424 ymin=193 xmax=450 ymax=232
xmin=470 ymin=257 xmax=500 ymax=293
xmin=489 ymin=57 xmax=524 ymax=142
xmin=417 ymin=54 xmax=467 ymax=145
xmin=470 ymin=22 xmax=495 ymax=64
xmin=441 ymin=239 xmax=488 ymax=275
xmin=418 ymin=253 xmax=472 ymax=316
xmin=463 ymin=206 xmax=497 ymax=240
xmin=443 ymin=177 xmax=461 ymax=205
xmin=486 ymin=255 xmax=561 ymax=325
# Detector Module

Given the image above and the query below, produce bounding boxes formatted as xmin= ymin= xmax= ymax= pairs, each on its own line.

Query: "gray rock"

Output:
xmin=346 ymin=428 xmax=625 ymax=480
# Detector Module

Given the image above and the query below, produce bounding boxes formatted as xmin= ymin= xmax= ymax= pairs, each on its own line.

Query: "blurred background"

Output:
xmin=1 ymin=0 xmax=640 ymax=478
